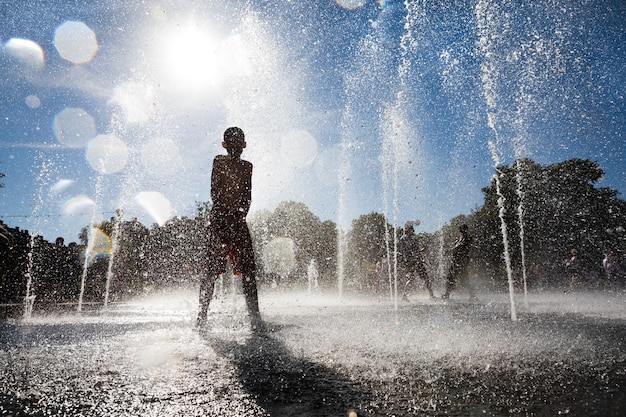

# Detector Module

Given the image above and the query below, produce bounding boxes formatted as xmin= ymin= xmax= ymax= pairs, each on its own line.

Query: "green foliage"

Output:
xmin=248 ymin=201 xmax=337 ymax=286
xmin=470 ymin=158 xmax=626 ymax=286
xmin=346 ymin=212 xmax=391 ymax=266
xmin=5 ymin=157 xmax=625 ymax=304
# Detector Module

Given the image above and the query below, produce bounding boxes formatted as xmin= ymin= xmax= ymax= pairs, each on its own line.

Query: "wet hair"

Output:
xmin=224 ymin=127 xmax=245 ymax=146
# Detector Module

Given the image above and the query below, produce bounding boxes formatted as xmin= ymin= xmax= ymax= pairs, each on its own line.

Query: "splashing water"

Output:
xmin=379 ymin=1 xmax=430 ymax=310
xmin=476 ymin=0 xmax=517 ymax=321
xmin=77 ymin=175 xmax=106 ymax=312
xmin=515 ymin=160 xmax=529 ymax=308
xmin=104 ymin=210 xmax=122 ymax=307
xmin=23 ymin=157 xmax=51 ymax=320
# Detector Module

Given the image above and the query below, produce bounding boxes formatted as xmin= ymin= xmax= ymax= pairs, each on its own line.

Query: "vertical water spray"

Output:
xmin=515 ymin=160 xmax=529 ymax=308
xmin=23 ymin=157 xmax=50 ymax=320
xmin=380 ymin=106 xmax=406 ymax=310
xmin=378 ymin=0 xmax=423 ymax=310
xmin=103 ymin=209 xmax=122 ymax=307
xmin=380 ymin=126 xmax=399 ymax=309
xmin=476 ymin=0 xmax=517 ymax=321
xmin=337 ymin=120 xmax=353 ymax=299
xmin=23 ymin=237 xmax=36 ymax=320
xmin=512 ymin=38 xmax=550 ymax=308
xmin=490 ymin=145 xmax=517 ymax=321
xmin=383 ymin=218 xmax=395 ymax=302
xmin=337 ymin=44 xmax=373 ymax=298
xmin=436 ymin=215 xmax=447 ymax=285
xmin=77 ymin=175 xmax=104 ymax=312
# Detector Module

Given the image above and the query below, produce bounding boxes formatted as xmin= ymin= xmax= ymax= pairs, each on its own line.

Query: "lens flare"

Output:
xmin=262 ymin=237 xmax=297 ymax=276
xmin=374 ymin=0 xmax=405 ymax=47
xmin=336 ymin=0 xmax=366 ymax=11
xmin=62 ymin=195 xmax=96 ymax=215
xmin=54 ymin=21 xmax=98 ymax=64
xmin=53 ymin=107 xmax=97 ymax=148
xmin=85 ymin=227 xmax=111 ymax=265
xmin=25 ymin=95 xmax=41 ymax=109
xmin=86 ymin=134 xmax=129 ymax=174
xmin=50 ymin=179 xmax=75 ymax=195
xmin=108 ymin=82 xmax=154 ymax=124
xmin=3 ymin=38 xmax=44 ymax=70
xmin=135 ymin=191 xmax=171 ymax=226
xmin=280 ymin=130 xmax=318 ymax=168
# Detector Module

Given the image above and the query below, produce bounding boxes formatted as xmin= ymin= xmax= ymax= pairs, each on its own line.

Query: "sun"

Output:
xmin=160 ymin=23 xmax=222 ymax=91
xmin=152 ymin=19 xmax=255 ymax=96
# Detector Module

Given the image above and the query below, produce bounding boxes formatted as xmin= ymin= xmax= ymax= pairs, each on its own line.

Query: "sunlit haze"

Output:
xmin=0 ymin=0 xmax=624 ymax=242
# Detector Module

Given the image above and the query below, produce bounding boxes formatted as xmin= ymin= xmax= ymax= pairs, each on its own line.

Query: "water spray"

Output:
xmin=23 ymin=157 xmax=50 ymax=320
xmin=78 ymin=174 xmax=104 ymax=312
xmin=515 ymin=161 xmax=529 ymax=308
xmin=104 ymin=209 xmax=123 ymax=307
xmin=476 ymin=0 xmax=518 ymax=321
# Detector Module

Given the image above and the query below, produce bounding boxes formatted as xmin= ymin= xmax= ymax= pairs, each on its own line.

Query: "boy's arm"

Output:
xmin=210 ymin=158 xmax=219 ymax=205
xmin=238 ymin=162 xmax=252 ymax=216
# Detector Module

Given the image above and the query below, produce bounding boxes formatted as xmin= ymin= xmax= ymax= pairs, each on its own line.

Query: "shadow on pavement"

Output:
xmin=205 ymin=323 xmax=372 ymax=417
xmin=0 ymin=321 xmax=157 ymax=349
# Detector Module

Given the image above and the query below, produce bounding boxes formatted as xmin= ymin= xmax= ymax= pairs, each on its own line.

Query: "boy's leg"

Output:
xmin=197 ymin=275 xmax=217 ymax=327
xmin=442 ymin=267 xmax=457 ymax=299
xmin=242 ymin=273 xmax=266 ymax=331
xmin=417 ymin=260 xmax=435 ymax=298
xmin=232 ymin=220 xmax=263 ymax=329
xmin=242 ymin=274 xmax=259 ymax=315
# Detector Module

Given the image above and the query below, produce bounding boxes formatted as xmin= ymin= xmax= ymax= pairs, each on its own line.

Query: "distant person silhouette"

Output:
xmin=442 ymin=224 xmax=476 ymax=301
xmin=398 ymin=221 xmax=435 ymax=300
xmin=603 ymin=249 xmax=623 ymax=287
xmin=197 ymin=127 xmax=263 ymax=331
xmin=565 ymin=248 xmax=583 ymax=288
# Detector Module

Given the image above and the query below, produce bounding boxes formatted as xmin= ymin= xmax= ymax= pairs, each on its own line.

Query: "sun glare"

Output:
xmin=161 ymin=24 xmax=221 ymax=91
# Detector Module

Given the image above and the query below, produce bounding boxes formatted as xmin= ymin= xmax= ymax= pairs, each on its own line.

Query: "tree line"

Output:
xmin=345 ymin=158 xmax=626 ymax=292
xmin=1 ymin=158 xmax=625 ymax=309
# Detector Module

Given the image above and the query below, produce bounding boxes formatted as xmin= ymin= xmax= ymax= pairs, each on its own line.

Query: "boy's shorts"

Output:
xmin=206 ymin=209 xmax=256 ymax=276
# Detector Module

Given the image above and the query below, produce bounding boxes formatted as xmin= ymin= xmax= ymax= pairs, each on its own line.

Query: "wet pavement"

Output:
xmin=1 ymin=288 xmax=625 ymax=416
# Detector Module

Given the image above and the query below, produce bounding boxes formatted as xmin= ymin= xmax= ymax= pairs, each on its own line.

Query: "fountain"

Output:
xmin=1 ymin=1 xmax=625 ymax=415
xmin=22 ymin=157 xmax=50 ymax=320
xmin=307 ymin=258 xmax=319 ymax=294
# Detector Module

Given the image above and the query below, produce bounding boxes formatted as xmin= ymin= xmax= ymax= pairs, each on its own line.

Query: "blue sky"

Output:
xmin=1 ymin=0 xmax=624 ymax=243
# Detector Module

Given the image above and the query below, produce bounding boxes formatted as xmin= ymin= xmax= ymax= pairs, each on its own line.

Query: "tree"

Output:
xmin=346 ymin=212 xmax=390 ymax=264
xmin=248 ymin=201 xmax=337 ymax=287
xmin=345 ymin=212 xmax=391 ymax=291
xmin=143 ymin=214 xmax=205 ymax=289
xmin=473 ymin=158 xmax=626 ymax=288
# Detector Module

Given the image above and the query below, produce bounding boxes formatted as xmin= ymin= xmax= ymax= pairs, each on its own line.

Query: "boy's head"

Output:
xmin=222 ymin=127 xmax=246 ymax=157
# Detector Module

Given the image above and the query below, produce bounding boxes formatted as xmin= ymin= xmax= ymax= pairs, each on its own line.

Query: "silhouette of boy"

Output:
xmin=197 ymin=127 xmax=262 ymax=330
xmin=398 ymin=221 xmax=435 ymax=300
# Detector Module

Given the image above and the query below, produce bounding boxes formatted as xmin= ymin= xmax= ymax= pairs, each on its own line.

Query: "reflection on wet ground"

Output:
xmin=1 ymin=289 xmax=625 ymax=416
